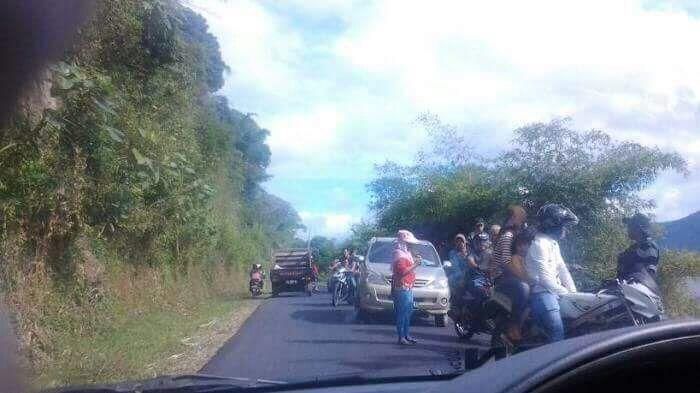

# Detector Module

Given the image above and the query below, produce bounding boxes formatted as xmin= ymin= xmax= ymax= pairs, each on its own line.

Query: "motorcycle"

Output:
xmin=486 ymin=278 xmax=664 ymax=360
xmin=445 ymin=262 xmax=497 ymax=340
xmin=449 ymin=289 xmax=498 ymax=340
xmin=331 ymin=268 xmax=356 ymax=307
xmin=249 ymin=277 xmax=264 ymax=297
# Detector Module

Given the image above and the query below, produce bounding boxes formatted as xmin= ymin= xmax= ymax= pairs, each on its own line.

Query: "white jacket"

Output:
xmin=525 ymin=233 xmax=577 ymax=295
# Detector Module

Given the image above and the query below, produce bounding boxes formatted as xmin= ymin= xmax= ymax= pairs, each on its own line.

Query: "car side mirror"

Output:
xmin=442 ymin=261 xmax=452 ymax=269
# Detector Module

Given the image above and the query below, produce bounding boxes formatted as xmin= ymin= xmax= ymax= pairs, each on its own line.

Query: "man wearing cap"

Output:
xmin=617 ymin=213 xmax=661 ymax=294
xmin=392 ymin=230 xmax=422 ymax=345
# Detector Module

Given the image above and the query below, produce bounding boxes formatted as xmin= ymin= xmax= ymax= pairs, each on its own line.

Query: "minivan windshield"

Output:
xmin=368 ymin=241 xmax=441 ymax=267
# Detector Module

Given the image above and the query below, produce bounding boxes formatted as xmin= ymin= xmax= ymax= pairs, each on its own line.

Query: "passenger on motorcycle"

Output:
xmin=464 ymin=233 xmax=492 ymax=303
xmin=447 ymin=234 xmax=470 ymax=292
xmin=489 ymin=205 xmax=531 ymax=341
xmin=468 ymin=218 xmax=490 ymax=251
xmin=525 ymin=203 xmax=579 ymax=343
xmin=618 ymin=213 xmax=661 ymax=295
xmin=250 ymin=263 xmax=265 ymax=288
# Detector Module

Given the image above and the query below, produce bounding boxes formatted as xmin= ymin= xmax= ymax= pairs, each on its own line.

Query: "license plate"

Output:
xmin=285 ymin=280 xmax=297 ymax=285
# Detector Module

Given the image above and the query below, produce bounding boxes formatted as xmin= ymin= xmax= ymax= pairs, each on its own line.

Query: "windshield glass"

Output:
xmin=2 ymin=1 xmax=699 ymax=392
xmin=369 ymin=242 xmax=441 ymax=267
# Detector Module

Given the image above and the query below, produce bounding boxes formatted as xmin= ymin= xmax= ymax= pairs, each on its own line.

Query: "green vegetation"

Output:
xmin=363 ymin=116 xmax=699 ymax=316
xmin=0 ymin=0 xmax=300 ymax=387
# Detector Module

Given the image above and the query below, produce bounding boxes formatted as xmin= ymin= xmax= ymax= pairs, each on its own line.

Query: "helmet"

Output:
xmin=537 ymin=203 xmax=579 ymax=231
xmin=253 ymin=263 xmax=262 ymax=270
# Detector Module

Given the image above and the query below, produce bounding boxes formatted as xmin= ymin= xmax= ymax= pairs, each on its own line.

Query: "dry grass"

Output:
xmin=1 ymin=240 xmax=255 ymax=390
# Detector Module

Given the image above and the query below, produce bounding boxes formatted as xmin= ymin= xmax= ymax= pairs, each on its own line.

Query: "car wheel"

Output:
xmin=435 ymin=314 xmax=447 ymax=327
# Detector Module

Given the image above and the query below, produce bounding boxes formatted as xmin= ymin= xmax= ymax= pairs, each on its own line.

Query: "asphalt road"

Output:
xmin=201 ymin=290 xmax=485 ymax=382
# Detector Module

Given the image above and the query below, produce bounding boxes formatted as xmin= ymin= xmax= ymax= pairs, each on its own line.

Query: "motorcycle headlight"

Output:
xmin=430 ymin=278 xmax=448 ymax=289
xmin=367 ymin=270 xmax=387 ymax=285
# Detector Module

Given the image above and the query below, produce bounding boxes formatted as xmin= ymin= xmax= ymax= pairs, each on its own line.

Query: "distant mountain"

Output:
xmin=659 ymin=211 xmax=700 ymax=252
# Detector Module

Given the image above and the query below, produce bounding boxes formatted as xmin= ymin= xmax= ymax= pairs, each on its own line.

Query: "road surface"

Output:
xmin=201 ymin=291 xmax=484 ymax=382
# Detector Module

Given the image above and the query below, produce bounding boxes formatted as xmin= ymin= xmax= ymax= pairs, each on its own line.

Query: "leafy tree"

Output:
xmin=367 ymin=118 xmax=693 ymax=299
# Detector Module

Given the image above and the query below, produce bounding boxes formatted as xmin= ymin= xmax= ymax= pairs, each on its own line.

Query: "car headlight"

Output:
xmin=430 ymin=278 xmax=448 ymax=289
xmin=367 ymin=270 xmax=387 ymax=285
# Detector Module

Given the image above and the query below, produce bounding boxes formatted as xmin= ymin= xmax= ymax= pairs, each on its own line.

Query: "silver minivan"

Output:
xmin=357 ymin=237 xmax=451 ymax=327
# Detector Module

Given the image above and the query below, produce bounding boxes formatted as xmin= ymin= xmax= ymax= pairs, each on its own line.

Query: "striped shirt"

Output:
xmin=489 ymin=229 xmax=515 ymax=280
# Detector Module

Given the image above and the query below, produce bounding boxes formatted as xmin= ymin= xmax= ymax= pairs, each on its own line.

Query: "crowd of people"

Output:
xmin=267 ymin=204 xmax=662 ymax=347
xmin=395 ymin=203 xmax=661 ymax=345
xmin=445 ymin=204 xmax=661 ymax=343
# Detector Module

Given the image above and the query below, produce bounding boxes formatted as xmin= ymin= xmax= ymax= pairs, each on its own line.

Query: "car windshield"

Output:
xmin=1 ymin=1 xmax=699 ymax=392
xmin=369 ymin=242 xmax=441 ymax=267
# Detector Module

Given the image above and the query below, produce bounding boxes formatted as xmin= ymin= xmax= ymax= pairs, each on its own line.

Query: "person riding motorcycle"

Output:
xmin=525 ymin=203 xmax=579 ymax=343
xmin=328 ymin=258 xmax=343 ymax=293
xmin=468 ymin=218 xmax=490 ymax=252
xmin=447 ymin=234 xmax=470 ymax=296
xmin=250 ymin=263 xmax=265 ymax=288
xmin=617 ymin=213 xmax=661 ymax=295
xmin=464 ymin=232 xmax=492 ymax=303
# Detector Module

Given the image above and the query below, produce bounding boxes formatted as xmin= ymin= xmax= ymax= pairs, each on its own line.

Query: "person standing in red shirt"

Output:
xmin=392 ymin=230 xmax=422 ymax=345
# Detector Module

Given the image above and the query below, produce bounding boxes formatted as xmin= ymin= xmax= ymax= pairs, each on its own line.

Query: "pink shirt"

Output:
xmin=392 ymin=248 xmax=416 ymax=290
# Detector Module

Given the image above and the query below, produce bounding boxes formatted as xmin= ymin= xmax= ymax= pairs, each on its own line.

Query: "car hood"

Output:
xmin=366 ymin=262 xmax=446 ymax=281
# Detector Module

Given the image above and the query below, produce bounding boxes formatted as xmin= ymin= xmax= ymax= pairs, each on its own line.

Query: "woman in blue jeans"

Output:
xmin=391 ymin=230 xmax=422 ymax=345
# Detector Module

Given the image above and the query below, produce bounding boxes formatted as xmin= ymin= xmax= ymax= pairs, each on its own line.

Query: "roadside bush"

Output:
xmin=659 ymin=251 xmax=700 ymax=317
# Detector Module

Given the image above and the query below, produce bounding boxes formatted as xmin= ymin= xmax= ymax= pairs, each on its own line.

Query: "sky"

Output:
xmin=194 ymin=0 xmax=700 ymax=239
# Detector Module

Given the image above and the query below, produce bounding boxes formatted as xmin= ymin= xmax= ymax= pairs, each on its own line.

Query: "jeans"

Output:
xmin=393 ymin=289 xmax=414 ymax=339
xmin=495 ymin=276 xmax=530 ymax=321
xmin=530 ymin=292 xmax=565 ymax=342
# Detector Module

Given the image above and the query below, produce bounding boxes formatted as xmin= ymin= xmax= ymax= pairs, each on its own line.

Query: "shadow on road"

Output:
xmin=288 ymin=302 xmax=335 ymax=308
xmin=350 ymin=327 xmax=488 ymax=347
xmin=287 ymin=338 xmax=462 ymax=359
xmin=290 ymin=307 xmax=437 ymax=327
xmin=290 ymin=308 xmax=359 ymax=325
xmin=270 ymin=293 xmax=309 ymax=298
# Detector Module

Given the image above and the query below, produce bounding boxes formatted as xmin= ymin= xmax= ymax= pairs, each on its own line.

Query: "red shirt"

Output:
xmin=392 ymin=249 xmax=416 ymax=290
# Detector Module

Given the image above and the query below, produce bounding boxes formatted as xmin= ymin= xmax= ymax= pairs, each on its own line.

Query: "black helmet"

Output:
xmin=537 ymin=203 xmax=579 ymax=231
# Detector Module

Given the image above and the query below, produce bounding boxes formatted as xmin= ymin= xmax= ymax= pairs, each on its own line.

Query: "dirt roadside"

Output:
xmin=146 ymin=296 xmax=265 ymax=377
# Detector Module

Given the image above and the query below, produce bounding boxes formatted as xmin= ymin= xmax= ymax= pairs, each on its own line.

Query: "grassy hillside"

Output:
xmin=0 ymin=0 xmax=300 ymax=387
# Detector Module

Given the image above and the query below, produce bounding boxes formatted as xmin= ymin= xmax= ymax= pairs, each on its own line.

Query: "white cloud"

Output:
xmin=298 ymin=211 xmax=358 ymax=239
xmin=198 ymin=0 xmax=700 ymax=234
